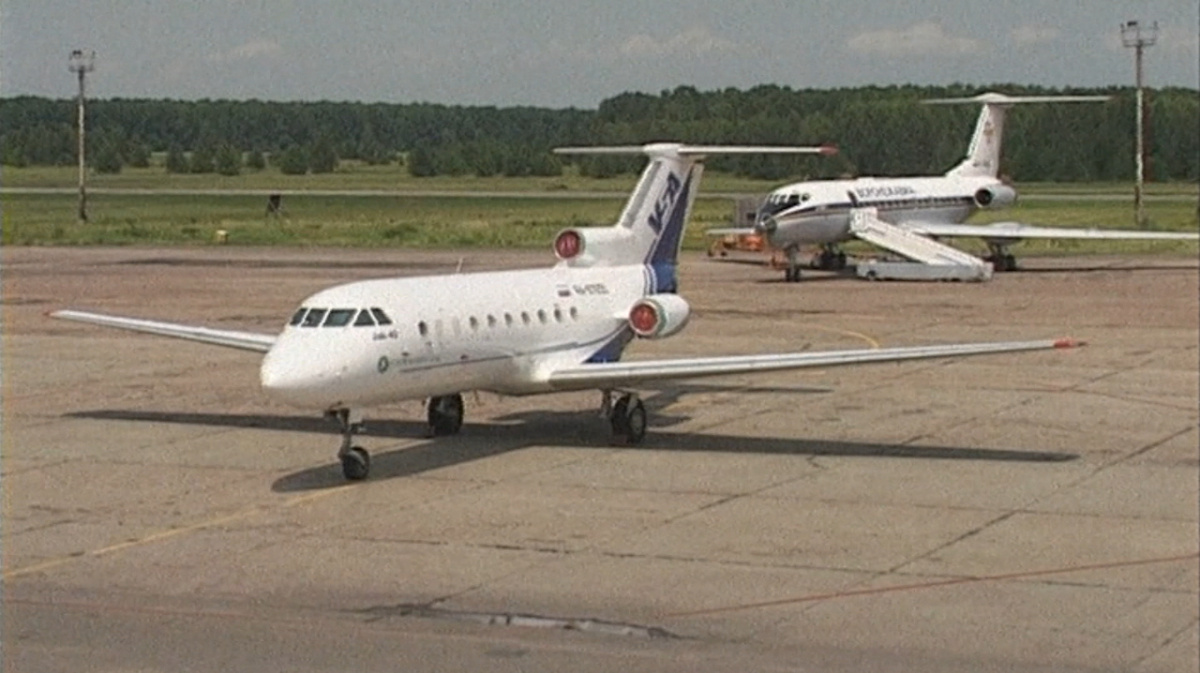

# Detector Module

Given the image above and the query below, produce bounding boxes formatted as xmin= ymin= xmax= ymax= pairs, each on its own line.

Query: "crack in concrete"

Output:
xmin=353 ymin=602 xmax=683 ymax=639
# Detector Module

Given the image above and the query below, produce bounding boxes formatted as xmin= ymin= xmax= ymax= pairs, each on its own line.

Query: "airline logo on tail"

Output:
xmin=648 ymin=172 xmax=683 ymax=234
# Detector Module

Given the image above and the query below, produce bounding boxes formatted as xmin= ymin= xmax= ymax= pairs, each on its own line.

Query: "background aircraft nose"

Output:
xmin=755 ymin=214 xmax=778 ymax=235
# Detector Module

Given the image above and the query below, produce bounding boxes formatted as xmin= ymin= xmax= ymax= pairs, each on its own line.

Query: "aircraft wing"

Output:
xmin=705 ymin=227 xmax=757 ymax=237
xmin=51 ymin=309 xmax=276 ymax=353
xmin=547 ymin=338 xmax=1079 ymax=391
xmin=909 ymin=221 xmax=1200 ymax=242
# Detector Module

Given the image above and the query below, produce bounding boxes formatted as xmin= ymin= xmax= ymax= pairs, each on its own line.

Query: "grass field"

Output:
xmin=2 ymin=164 xmax=1197 ymax=255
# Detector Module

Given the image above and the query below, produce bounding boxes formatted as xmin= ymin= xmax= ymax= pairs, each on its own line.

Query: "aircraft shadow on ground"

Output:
xmin=67 ymin=379 xmax=1077 ymax=493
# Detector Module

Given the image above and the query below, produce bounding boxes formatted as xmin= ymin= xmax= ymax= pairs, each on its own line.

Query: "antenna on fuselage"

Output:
xmin=924 ymin=92 xmax=1109 ymax=178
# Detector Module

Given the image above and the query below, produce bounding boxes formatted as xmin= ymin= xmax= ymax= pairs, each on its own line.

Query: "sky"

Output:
xmin=2 ymin=1 xmax=1197 ymax=108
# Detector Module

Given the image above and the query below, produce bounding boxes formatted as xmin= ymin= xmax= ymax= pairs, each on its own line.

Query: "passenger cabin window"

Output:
xmin=418 ymin=321 xmax=428 ymax=337
xmin=370 ymin=308 xmax=393 ymax=325
xmin=537 ymin=309 xmax=547 ymax=324
xmin=521 ymin=312 xmax=531 ymax=326
xmin=289 ymin=308 xmax=307 ymax=326
xmin=487 ymin=315 xmax=497 ymax=328
xmin=469 ymin=316 xmax=479 ymax=330
xmin=504 ymin=313 xmax=513 ymax=327
xmin=354 ymin=310 xmax=376 ymax=327
xmin=302 ymin=308 xmax=327 ymax=327
xmin=323 ymin=309 xmax=355 ymax=327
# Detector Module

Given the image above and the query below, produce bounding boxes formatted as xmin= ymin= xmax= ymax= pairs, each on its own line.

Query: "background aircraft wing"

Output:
xmin=909 ymin=221 xmax=1200 ymax=241
xmin=547 ymin=338 xmax=1079 ymax=391
xmin=704 ymin=227 xmax=757 ymax=237
xmin=51 ymin=309 xmax=276 ymax=353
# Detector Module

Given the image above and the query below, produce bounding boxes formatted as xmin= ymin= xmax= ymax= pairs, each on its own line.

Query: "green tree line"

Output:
xmin=1 ymin=84 xmax=1196 ymax=181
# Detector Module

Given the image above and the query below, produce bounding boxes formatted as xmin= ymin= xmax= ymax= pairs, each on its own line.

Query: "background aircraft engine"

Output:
xmin=628 ymin=294 xmax=691 ymax=339
xmin=553 ymin=227 xmax=635 ymax=267
xmin=973 ymin=184 xmax=1017 ymax=208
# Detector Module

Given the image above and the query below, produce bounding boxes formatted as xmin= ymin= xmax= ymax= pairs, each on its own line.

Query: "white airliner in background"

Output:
xmin=709 ymin=93 xmax=1199 ymax=282
xmin=53 ymin=143 xmax=1081 ymax=481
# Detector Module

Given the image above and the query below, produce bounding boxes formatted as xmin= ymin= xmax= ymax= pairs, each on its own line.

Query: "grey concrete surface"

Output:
xmin=3 ymin=247 xmax=1197 ymax=672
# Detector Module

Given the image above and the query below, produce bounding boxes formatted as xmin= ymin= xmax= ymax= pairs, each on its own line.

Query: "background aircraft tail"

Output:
xmin=553 ymin=144 xmax=834 ymax=290
xmin=926 ymin=93 xmax=1108 ymax=179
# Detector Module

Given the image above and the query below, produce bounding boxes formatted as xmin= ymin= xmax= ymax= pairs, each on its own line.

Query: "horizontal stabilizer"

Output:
xmin=50 ymin=309 xmax=276 ymax=353
xmin=554 ymin=143 xmax=836 ymax=157
xmin=923 ymin=92 xmax=1110 ymax=106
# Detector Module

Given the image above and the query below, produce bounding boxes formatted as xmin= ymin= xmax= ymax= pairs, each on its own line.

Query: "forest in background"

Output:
xmin=1 ymin=84 xmax=1196 ymax=182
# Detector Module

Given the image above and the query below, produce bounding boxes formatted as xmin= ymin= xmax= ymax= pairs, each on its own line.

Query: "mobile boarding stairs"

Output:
xmin=850 ymin=208 xmax=993 ymax=282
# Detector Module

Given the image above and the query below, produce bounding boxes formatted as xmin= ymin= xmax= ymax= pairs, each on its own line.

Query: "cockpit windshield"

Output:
xmin=757 ymin=192 xmax=812 ymax=221
xmin=288 ymin=306 xmax=394 ymax=328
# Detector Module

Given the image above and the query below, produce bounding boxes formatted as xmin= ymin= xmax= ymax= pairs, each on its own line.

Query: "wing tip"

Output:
xmin=1053 ymin=337 xmax=1086 ymax=349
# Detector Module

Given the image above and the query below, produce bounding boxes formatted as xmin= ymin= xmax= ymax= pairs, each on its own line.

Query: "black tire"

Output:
xmin=610 ymin=396 xmax=631 ymax=439
xmin=428 ymin=394 xmax=464 ymax=435
xmin=341 ymin=446 xmax=370 ymax=480
xmin=624 ymin=399 xmax=647 ymax=444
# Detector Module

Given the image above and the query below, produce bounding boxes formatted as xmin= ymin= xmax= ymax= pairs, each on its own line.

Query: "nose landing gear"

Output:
xmin=330 ymin=408 xmax=370 ymax=480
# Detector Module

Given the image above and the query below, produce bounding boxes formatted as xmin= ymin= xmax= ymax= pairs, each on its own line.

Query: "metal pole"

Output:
xmin=1121 ymin=21 xmax=1157 ymax=229
xmin=68 ymin=50 xmax=95 ymax=223
xmin=76 ymin=67 xmax=87 ymax=222
xmin=1133 ymin=43 xmax=1144 ymax=228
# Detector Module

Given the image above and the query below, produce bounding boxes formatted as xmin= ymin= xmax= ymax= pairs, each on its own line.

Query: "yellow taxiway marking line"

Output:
xmin=4 ymin=484 xmax=356 ymax=580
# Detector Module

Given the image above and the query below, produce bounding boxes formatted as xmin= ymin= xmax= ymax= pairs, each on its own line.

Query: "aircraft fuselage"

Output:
xmin=259 ymin=263 xmax=655 ymax=410
xmin=757 ymin=175 xmax=1002 ymax=249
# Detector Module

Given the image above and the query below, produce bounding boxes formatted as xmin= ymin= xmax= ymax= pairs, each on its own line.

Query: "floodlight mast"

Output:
xmin=68 ymin=50 xmax=95 ymax=223
xmin=1120 ymin=21 xmax=1157 ymax=229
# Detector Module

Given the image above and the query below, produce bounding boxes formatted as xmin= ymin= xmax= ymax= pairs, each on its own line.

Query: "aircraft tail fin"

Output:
xmin=553 ymin=144 xmax=834 ymax=290
xmin=924 ymin=92 xmax=1108 ymax=178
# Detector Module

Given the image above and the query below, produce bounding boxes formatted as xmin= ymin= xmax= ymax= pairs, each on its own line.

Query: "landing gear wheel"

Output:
xmin=609 ymin=394 xmax=647 ymax=445
xmin=811 ymin=246 xmax=846 ymax=271
xmin=331 ymin=408 xmax=368 ymax=481
xmin=784 ymin=247 xmax=802 ymax=283
xmin=427 ymin=393 xmax=464 ymax=436
xmin=340 ymin=446 xmax=370 ymax=480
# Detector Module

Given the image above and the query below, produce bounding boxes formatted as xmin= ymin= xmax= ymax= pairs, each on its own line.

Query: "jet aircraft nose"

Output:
xmin=754 ymin=213 xmax=778 ymax=235
xmin=260 ymin=343 xmax=342 ymax=408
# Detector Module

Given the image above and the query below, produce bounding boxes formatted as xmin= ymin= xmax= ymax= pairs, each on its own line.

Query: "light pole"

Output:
xmin=1120 ymin=20 xmax=1157 ymax=229
xmin=68 ymin=49 xmax=95 ymax=223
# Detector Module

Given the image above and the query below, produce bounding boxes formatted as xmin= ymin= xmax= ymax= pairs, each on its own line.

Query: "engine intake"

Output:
xmin=553 ymin=227 xmax=634 ymax=267
xmin=973 ymin=184 xmax=1017 ymax=209
xmin=628 ymin=294 xmax=690 ymax=339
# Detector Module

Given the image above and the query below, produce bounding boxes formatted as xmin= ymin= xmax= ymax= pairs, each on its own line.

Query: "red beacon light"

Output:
xmin=554 ymin=230 xmax=583 ymax=260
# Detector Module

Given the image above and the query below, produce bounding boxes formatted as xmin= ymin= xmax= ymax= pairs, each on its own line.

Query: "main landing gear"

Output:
xmin=427 ymin=393 xmax=465 ymax=436
xmin=985 ymin=243 xmax=1018 ymax=272
xmin=810 ymin=244 xmax=848 ymax=271
xmin=328 ymin=393 xmax=466 ymax=481
xmin=602 ymin=390 xmax=647 ymax=444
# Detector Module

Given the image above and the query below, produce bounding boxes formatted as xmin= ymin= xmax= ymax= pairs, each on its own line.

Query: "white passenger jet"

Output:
xmin=53 ymin=143 xmax=1081 ymax=481
xmin=710 ymin=93 xmax=1199 ymax=282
